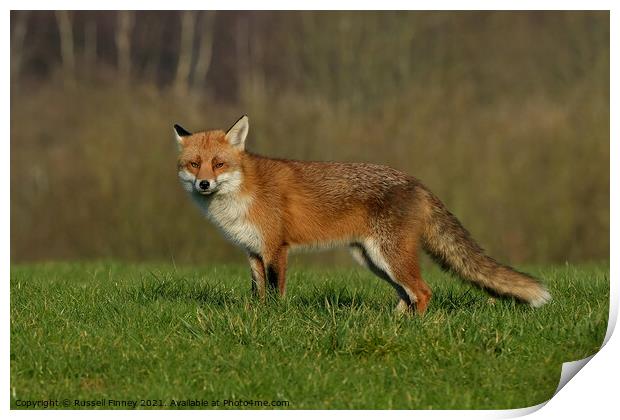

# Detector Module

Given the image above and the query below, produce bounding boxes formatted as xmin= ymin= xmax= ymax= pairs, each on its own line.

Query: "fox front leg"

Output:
xmin=264 ymin=246 xmax=289 ymax=297
xmin=248 ymin=253 xmax=266 ymax=300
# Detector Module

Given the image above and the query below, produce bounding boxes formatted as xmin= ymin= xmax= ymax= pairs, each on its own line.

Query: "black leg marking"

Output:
xmin=351 ymin=243 xmax=413 ymax=306
xmin=251 ymin=271 xmax=259 ymax=294
xmin=266 ymin=265 xmax=279 ymax=291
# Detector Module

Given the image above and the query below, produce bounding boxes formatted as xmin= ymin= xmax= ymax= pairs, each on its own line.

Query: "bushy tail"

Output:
xmin=420 ymin=190 xmax=551 ymax=307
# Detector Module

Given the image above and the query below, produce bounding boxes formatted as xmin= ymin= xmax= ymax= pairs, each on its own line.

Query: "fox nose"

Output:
xmin=198 ymin=180 xmax=210 ymax=190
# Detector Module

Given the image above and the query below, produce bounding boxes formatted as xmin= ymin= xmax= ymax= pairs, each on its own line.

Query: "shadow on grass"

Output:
xmin=122 ymin=270 xmax=243 ymax=307
xmin=122 ymin=270 xmax=523 ymax=315
xmin=290 ymin=283 xmax=388 ymax=311
xmin=429 ymin=286 xmax=533 ymax=315
xmin=122 ymin=272 xmax=396 ymax=312
xmin=431 ymin=288 xmax=484 ymax=312
xmin=124 ymin=281 xmax=511 ymax=317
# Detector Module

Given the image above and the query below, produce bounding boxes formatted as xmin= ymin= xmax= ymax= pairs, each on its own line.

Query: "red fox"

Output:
xmin=174 ymin=116 xmax=550 ymax=314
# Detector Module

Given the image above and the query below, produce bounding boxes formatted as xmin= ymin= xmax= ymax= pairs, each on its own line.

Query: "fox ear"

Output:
xmin=173 ymin=124 xmax=191 ymax=148
xmin=225 ymin=115 xmax=249 ymax=150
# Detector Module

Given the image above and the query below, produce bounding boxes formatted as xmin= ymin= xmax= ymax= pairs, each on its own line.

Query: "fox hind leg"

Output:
xmin=380 ymin=238 xmax=432 ymax=314
xmin=350 ymin=241 xmax=414 ymax=311
xmin=350 ymin=239 xmax=431 ymax=315
xmin=390 ymin=259 xmax=432 ymax=314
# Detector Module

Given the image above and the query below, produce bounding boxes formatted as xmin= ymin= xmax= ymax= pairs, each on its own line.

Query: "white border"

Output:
xmin=4 ymin=2 xmax=616 ymax=419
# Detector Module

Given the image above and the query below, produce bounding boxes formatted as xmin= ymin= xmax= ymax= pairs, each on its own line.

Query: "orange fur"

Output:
xmin=175 ymin=117 xmax=551 ymax=314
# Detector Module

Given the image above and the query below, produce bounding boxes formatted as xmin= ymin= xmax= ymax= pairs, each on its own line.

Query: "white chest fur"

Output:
xmin=193 ymin=193 xmax=263 ymax=254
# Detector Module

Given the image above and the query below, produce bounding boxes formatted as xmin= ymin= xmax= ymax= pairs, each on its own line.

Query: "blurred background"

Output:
xmin=10 ymin=11 xmax=609 ymax=265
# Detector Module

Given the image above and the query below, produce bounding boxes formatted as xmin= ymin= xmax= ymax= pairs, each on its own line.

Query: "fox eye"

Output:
xmin=190 ymin=162 xmax=199 ymax=169
xmin=214 ymin=162 xmax=224 ymax=169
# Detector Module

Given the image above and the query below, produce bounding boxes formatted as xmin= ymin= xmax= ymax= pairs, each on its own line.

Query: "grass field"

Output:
xmin=10 ymin=261 xmax=609 ymax=409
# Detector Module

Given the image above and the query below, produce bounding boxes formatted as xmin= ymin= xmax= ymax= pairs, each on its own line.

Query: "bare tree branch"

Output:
xmin=174 ymin=11 xmax=197 ymax=95
xmin=55 ymin=11 xmax=75 ymax=87
xmin=11 ymin=12 xmax=29 ymax=91
xmin=84 ymin=19 xmax=97 ymax=74
xmin=192 ymin=11 xmax=216 ymax=90
xmin=235 ymin=15 xmax=265 ymax=103
xmin=116 ymin=11 xmax=134 ymax=84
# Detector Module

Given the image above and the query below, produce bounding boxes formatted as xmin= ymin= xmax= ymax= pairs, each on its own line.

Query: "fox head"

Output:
xmin=174 ymin=115 xmax=249 ymax=196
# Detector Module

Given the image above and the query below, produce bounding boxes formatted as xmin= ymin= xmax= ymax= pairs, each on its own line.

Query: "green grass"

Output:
xmin=10 ymin=261 xmax=608 ymax=409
